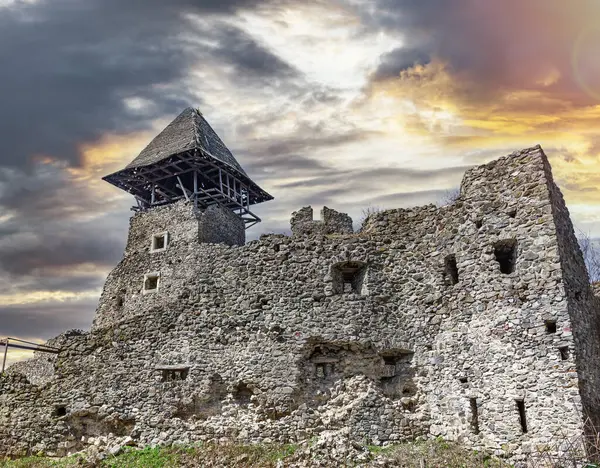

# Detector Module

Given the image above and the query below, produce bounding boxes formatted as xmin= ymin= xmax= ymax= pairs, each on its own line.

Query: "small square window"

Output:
xmin=545 ymin=320 xmax=557 ymax=334
xmin=151 ymin=232 xmax=169 ymax=252
xmin=332 ymin=261 xmax=367 ymax=295
xmin=143 ymin=273 xmax=160 ymax=293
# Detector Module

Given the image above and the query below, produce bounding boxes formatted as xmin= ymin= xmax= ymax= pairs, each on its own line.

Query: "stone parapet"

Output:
xmin=290 ymin=206 xmax=353 ymax=237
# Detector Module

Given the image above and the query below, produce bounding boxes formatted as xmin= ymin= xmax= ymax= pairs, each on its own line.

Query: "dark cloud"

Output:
xmin=0 ymin=299 xmax=98 ymax=338
xmin=373 ymin=46 xmax=431 ymax=81
xmin=237 ymin=126 xmax=378 ymax=179
xmin=0 ymin=0 xmax=295 ymax=170
xmin=0 ymin=164 xmax=129 ymax=297
xmin=0 ymin=0 xmax=303 ymax=319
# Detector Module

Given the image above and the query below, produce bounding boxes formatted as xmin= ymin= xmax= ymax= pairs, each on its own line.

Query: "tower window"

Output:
xmin=545 ymin=320 xmax=557 ymax=334
xmin=516 ymin=400 xmax=528 ymax=433
xmin=151 ymin=232 xmax=169 ymax=252
xmin=444 ymin=254 xmax=459 ymax=285
xmin=143 ymin=273 xmax=160 ymax=293
xmin=469 ymin=398 xmax=480 ymax=434
xmin=494 ymin=239 xmax=517 ymax=274
xmin=558 ymin=346 xmax=569 ymax=360
xmin=331 ymin=261 xmax=367 ymax=295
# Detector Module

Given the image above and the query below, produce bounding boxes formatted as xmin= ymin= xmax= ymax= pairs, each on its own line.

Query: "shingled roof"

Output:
xmin=125 ymin=107 xmax=248 ymax=176
xmin=103 ymin=107 xmax=273 ymax=220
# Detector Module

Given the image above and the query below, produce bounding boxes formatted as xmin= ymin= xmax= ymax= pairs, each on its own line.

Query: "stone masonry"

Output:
xmin=1 ymin=145 xmax=599 ymax=461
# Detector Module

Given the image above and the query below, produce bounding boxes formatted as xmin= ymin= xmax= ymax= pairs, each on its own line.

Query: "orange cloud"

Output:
xmin=365 ymin=58 xmax=600 ymax=228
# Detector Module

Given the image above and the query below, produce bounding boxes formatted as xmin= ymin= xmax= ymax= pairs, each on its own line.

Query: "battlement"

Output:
xmin=290 ymin=206 xmax=353 ymax=236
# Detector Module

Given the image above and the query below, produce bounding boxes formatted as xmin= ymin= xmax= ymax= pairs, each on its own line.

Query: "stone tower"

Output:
xmin=93 ymin=107 xmax=273 ymax=327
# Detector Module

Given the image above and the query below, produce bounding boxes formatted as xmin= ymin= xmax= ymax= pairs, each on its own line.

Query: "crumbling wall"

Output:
xmin=2 ymin=146 xmax=597 ymax=461
xmin=290 ymin=206 xmax=353 ymax=236
xmin=5 ymin=330 xmax=84 ymax=386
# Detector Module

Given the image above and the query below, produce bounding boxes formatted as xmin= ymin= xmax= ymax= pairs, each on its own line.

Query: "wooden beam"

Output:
xmin=176 ymin=176 xmax=191 ymax=202
xmin=193 ymin=171 xmax=198 ymax=209
xmin=2 ymin=338 xmax=8 ymax=373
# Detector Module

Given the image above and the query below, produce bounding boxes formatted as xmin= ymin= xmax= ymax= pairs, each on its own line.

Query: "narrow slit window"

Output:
xmin=558 ymin=346 xmax=569 ymax=360
xmin=469 ymin=398 xmax=480 ymax=434
xmin=151 ymin=232 xmax=169 ymax=252
xmin=545 ymin=320 xmax=557 ymax=334
xmin=444 ymin=254 xmax=459 ymax=285
xmin=143 ymin=273 xmax=160 ymax=293
xmin=516 ymin=400 xmax=528 ymax=433
xmin=494 ymin=239 xmax=517 ymax=274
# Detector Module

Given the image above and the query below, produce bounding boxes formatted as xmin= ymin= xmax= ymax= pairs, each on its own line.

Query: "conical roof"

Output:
xmin=103 ymin=107 xmax=273 ymax=214
xmin=125 ymin=107 xmax=248 ymax=176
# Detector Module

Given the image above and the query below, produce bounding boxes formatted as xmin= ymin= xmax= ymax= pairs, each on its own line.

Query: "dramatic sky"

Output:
xmin=1 ymin=0 xmax=599 ymax=365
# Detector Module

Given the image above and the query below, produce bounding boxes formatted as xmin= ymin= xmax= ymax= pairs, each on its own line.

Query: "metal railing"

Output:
xmin=1 ymin=337 xmax=60 ymax=373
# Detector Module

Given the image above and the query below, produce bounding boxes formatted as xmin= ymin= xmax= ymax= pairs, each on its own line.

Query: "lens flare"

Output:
xmin=573 ymin=25 xmax=600 ymax=101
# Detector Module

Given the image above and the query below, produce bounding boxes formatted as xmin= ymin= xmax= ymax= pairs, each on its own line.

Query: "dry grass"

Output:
xmin=375 ymin=438 xmax=509 ymax=468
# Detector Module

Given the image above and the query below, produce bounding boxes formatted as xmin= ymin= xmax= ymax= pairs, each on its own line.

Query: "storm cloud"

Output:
xmin=0 ymin=0 xmax=295 ymax=170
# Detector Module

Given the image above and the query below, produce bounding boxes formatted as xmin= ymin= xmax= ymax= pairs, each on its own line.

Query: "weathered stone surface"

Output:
xmin=1 ymin=145 xmax=598 ymax=462
xmin=291 ymin=206 xmax=353 ymax=237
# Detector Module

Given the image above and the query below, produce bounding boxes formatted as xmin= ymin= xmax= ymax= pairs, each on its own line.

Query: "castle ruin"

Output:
xmin=1 ymin=108 xmax=599 ymax=461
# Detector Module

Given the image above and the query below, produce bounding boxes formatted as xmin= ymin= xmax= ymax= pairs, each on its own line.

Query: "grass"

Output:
xmin=1 ymin=439 xmax=509 ymax=468
xmin=1 ymin=443 xmax=298 ymax=468
xmin=378 ymin=438 xmax=511 ymax=468
xmin=0 ymin=454 xmax=84 ymax=468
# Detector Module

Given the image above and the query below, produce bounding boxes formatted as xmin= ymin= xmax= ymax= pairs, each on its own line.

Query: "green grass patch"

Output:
xmin=103 ymin=446 xmax=179 ymax=468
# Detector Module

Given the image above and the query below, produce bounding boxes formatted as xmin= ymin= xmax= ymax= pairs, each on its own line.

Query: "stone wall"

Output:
xmin=4 ymin=331 xmax=84 ymax=386
xmin=197 ymin=203 xmax=245 ymax=246
xmin=1 ymin=146 xmax=597 ymax=461
xmin=544 ymin=155 xmax=600 ymax=431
